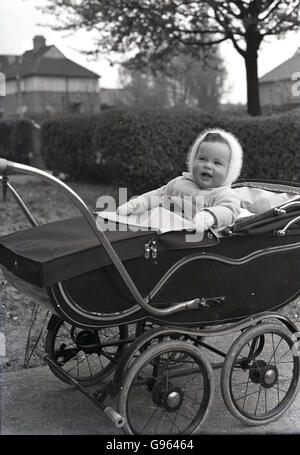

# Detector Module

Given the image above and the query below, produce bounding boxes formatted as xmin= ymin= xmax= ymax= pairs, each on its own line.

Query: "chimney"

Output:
xmin=33 ymin=35 xmax=46 ymax=51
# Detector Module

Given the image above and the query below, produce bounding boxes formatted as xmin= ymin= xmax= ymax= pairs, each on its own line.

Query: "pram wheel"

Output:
xmin=118 ymin=340 xmax=214 ymax=434
xmin=221 ymin=322 xmax=300 ymax=426
xmin=45 ymin=315 xmax=128 ymax=386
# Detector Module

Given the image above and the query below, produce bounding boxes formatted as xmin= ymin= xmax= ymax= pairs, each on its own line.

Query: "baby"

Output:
xmin=118 ymin=128 xmax=243 ymax=232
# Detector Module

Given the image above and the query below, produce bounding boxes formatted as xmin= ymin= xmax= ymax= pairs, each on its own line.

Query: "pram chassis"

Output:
xmin=1 ymin=158 xmax=300 ymax=434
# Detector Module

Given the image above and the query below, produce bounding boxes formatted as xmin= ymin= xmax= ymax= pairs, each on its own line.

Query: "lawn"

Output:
xmin=0 ymin=175 xmax=119 ymax=236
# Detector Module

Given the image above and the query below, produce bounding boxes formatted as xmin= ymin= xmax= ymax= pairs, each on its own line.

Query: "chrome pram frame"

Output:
xmin=1 ymin=158 xmax=300 ymax=435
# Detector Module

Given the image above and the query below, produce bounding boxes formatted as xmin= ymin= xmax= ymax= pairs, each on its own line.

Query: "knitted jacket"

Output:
xmin=138 ymin=172 xmax=240 ymax=228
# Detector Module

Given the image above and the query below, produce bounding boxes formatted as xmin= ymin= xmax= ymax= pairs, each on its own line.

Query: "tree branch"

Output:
xmin=210 ymin=6 xmax=246 ymax=56
xmin=177 ymin=35 xmax=229 ymax=46
xmin=258 ymin=0 xmax=282 ymax=21
xmin=261 ymin=1 xmax=300 ymax=36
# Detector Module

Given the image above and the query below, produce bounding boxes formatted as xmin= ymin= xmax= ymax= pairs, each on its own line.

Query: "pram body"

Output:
xmin=1 ymin=213 xmax=300 ymax=329
xmin=1 ymin=158 xmax=300 ymax=435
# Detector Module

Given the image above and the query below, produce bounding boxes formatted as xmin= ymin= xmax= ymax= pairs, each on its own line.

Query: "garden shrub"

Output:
xmin=211 ymin=110 xmax=300 ymax=183
xmin=0 ymin=119 xmax=32 ymax=163
xmin=41 ymin=115 xmax=109 ymax=181
xmin=41 ymin=108 xmax=300 ymax=194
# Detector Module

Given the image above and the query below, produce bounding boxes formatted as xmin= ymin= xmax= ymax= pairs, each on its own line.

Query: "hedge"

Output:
xmin=41 ymin=107 xmax=300 ymax=194
xmin=0 ymin=119 xmax=33 ymax=164
xmin=41 ymin=115 xmax=111 ymax=182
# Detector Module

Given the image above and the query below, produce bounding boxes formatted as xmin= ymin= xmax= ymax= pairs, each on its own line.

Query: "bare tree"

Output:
xmin=119 ymin=50 xmax=226 ymax=109
xmin=118 ymin=68 xmax=171 ymax=108
xmin=42 ymin=0 xmax=300 ymax=115
xmin=168 ymin=52 xmax=226 ymax=109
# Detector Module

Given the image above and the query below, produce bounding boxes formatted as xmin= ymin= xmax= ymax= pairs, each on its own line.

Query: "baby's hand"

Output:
xmin=117 ymin=196 xmax=148 ymax=215
xmin=193 ymin=211 xmax=215 ymax=232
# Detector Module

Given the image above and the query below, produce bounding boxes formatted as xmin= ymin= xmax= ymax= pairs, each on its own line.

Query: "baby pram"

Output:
xmin=1 ymin=158 xmax=300 ymax=434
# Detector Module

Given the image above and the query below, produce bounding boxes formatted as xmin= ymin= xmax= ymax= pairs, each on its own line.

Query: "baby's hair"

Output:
xmin=201 ymin=132 xmax=230 ymax=149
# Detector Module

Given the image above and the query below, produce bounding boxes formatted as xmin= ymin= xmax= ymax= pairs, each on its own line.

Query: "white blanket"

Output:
xmin=233 ymin=187 xmax=299 ymax=216
xmin=96 ymin=207 xmax=195 ymax=234
xmin=96 ymin=188 xmax=300 ymax=234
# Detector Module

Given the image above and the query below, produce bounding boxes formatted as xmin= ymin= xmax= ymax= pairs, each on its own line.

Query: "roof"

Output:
xmin=1 ymin=45 xmax=99 ymax=80
xmin=260 ymin=48 xmax=300 ymax=83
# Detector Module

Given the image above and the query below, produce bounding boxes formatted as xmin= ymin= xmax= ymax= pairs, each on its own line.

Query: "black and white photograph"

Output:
xmin=0 ymin=0 xmax=300 ymax=439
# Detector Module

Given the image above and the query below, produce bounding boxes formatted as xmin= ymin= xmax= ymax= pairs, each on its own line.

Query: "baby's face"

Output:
xmin=192 ymin=141 xmax=230 ymax=189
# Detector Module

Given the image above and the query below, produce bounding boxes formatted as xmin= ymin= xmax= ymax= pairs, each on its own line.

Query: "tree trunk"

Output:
xmin=244 ymin=50 xmax=261 ymax=116
xmin=244 ymin=31 xmax=261 ymax=116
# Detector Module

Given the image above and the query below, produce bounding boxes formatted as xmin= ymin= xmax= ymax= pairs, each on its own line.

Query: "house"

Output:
xmin=259 ymin=47 xmax=300 ymax=110
xmin=0 ymin=36 xmax=100 ymax=117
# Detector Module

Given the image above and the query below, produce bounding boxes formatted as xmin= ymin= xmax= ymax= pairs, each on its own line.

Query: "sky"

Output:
xmin=0 ymin=0 xmax=299 ymax=104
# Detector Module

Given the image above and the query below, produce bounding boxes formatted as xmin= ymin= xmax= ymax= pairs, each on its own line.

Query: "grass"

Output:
xmin=0 ymin=175 xmax=119 ymax=236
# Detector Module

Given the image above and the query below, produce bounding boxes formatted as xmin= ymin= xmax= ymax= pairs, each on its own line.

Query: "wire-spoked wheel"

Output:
xmin=45 ymin=316 xmax=128 ymax=386
xmin=221 ymin=322 xmax=300 ymax=426
xmin=118 ymin=340 xmax=214 ymax=434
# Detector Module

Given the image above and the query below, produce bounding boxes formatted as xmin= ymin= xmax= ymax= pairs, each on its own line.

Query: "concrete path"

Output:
xmin=1 ymin=365 xmax=299 ymax=435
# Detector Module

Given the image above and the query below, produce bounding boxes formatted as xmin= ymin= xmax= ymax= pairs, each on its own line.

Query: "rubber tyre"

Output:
xmin=221 ymin=322 xmax=300 ymax=426
xmin=118 ymin=339 xmax=214 ymax=435
xmin=45 ymin=316 xmax=128 ymax=386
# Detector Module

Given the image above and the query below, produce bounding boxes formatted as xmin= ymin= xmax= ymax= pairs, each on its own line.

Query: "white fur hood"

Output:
xmin=186 ymin=128 xmax=243 ymax=187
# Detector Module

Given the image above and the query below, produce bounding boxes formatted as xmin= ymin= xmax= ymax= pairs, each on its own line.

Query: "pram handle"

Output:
xmin=274 ymin=200 xmax=300 ymax=215
xmin=0 ymin=159 xmax=196 ymax=317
